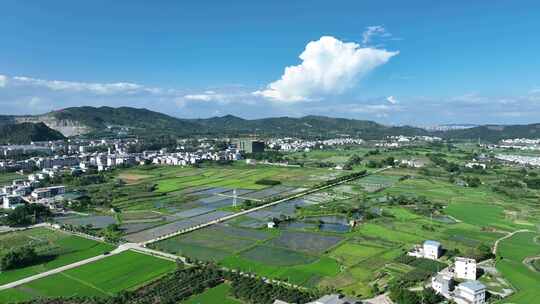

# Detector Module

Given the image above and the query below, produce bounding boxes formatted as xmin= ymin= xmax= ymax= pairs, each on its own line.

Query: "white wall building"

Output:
xmin=31 ymin=186 xmax=65 ymax=200
xmin=465 ymin=162 xmax=486 ymax=169
xmin=423 ymin=240 xmax=442 ymax=260
xmin=432 ymin=273 xmax=453 ymax=296
xmin=3 ymin=195 xmax=23 ymax=209
xmin=454 ymin=281 xmax=486 ymax=304
xmin=455 ymin=257 xmax=477 ymax=280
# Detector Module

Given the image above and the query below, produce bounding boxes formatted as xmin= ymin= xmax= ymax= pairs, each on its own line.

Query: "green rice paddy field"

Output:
xmin=150 ymin=224 xmax=343 ymax=287
xmin=109 ymin=164 xmax=339 ymax=212
xmin=149 ymin=201 xmax=507 ymax=297
xmin=120 ymin=163 xmax=336 ymax=191
xmin=143 ymin=161 xmax=538 ymax=298
xmin=0 ymin=228 xmax=114 ymax=286
xmin=3 ymin=148 xmax=537 ymax=302
xmin=496 ymin=232 xmax=540 ymax=304
xmin=0 ymin=251 xmax=176 ymax=303
xmin=378 ymin=173 xmax=536 ymax=229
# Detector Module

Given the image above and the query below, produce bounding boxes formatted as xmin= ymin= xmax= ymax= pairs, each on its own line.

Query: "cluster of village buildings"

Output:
xmin=497 ymin=138 xmax=540 ymax=151
xmin=408 ymin=240 xmax=488 ymax=304
xmin=1 ymin=174 xmax=66 ymax=210
xmin=495 ymin=153 xmax=540 ymax=167
xmin=1 ymin=149 xmax=243 ymax=174
xmin=266 ymin=138 xmax=365 ymax=152
xmin=375 ymin=135 xmax=442 ymax=148
xmin=0 ymin=138 xmax=262 ymax=211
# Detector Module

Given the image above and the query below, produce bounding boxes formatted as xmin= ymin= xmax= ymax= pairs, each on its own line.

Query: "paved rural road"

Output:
xmin=141 ymin=167 xmax=391 ymax=246
xmin=492 ymin=229 xmax=531 ymax=255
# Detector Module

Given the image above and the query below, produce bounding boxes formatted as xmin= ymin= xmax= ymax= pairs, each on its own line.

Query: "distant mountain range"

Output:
xmin=0 ymin=107 xmax=430 ymax=139
xmin=1 ymin=106 xmax=540 ymax=142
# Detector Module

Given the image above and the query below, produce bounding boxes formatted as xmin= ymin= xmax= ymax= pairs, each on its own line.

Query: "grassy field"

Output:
xmin=183 ymin=283 xmax=242 ymax=304
xmin=445 ymin=202 xmax=515 ymax=230
xmin=0 ymin=288 xmax=34 ymax=303
xmin=152 ymin=223 xmax=341 ymax=287
xmin=150 ymin=225 xmax=274 ymax=262
xmin=0 ymin=172 xmax=24 ymax=185
xmin=119 ymin=163 xmax=336 ymax=192
xmin=0 ymin=228 xmax=115 ymax=285
xmin=496 ymin=232 xmax=540 ymax=304
xmin=286 ymin=148 xmax=370 ymax=166
xmin=240 ymin=245 xmax=318 ymax=266
xmin=0 ymin=251 xmax=176 ymax=301
xmin=220 ymin=255 xmax=340 ymax=287
xmin=329 ymin=242 xmax=389 ymax=267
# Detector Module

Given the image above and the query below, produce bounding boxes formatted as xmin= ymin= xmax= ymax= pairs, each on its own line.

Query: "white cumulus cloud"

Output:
xmin=0 ymin=75 xmax=7 ymax=88
xmin=254 ymin=36 xmax=398 ymax=102
xmin=183 ymin=91 xmax=225 ymax=102
xmin=11 ymin=76 xmax=161 ymax=95
xmin=386 ymin=96 xmax=399 ymax=104
xmin=362 ymin=25 xmax=390 ymax=45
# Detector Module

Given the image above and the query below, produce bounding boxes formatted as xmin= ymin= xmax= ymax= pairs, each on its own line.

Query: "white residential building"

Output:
xmin=423 ymin=240 xmax=442 ymax=260
xmin=12 ymin=186 xmax=31 ymax=196
xmin=455 ymin=257 xmax=477 ymax=280
xmin=3 ymin=195 xmax=23 ymax=209
xmin=12 ymin=179 xmax=26 ymax=186
xmin=454 ymin=281 xmax=486 ymax=304
xmin=432 ymin=273 xmax=453 ymax=296
xmin=1 ymin=185 xmax=16 ymax=195
xmin=31 ymin=186 xmax=65 ymax=200
xmin=465 ymin=162 xmax=486 ymax=169
xmin=400 ymin=158 xmax=426 ymax=168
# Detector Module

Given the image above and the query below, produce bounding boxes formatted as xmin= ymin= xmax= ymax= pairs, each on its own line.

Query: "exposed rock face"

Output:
xmin=13 ymin=115 xmax=91 ymax=137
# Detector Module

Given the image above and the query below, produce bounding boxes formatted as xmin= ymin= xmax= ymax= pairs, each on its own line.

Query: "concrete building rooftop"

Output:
xmin=424 ymin=240 xmax=441 ymax=247
xmin=459 ymin=280 xmax=486 ymax=292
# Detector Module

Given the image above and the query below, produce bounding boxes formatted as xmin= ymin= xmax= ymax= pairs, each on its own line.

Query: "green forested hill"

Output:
xmin=2 ymin=106 xmax=540 ymax=141
xmin=0 ymin=122 xmax=65 ymax=144
xmin=438 ymin=124 xmax=540 ymax=141
xmin=191 ymin=114 xmax=429 ymax=138
xmin=21 ymin=107 xmax=430 ymax=139
xmin=50 ymin=106 xmax=203 ymax=136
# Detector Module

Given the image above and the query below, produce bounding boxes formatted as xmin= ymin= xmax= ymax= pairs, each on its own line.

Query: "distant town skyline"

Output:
xmin=1 ymin=0 xmax=540 ymax=125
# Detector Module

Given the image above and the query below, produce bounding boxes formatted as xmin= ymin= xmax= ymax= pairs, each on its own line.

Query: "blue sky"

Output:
xmin=1 ymin=0 xmax=540 ymax=125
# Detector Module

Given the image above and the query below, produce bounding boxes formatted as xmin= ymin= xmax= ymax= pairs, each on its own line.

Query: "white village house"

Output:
xmin=454 ymin=257 xmax=477 ymax=280
xmin=454 ymin=281 xmax=486 ymax=304
xmin=408 ymin=240 xmax=443 ymax=260
xmin=431 ymin=273 xmax=453 ymax=296
xmin=2 ymin=195 xmax=24 ymax=209
xmin=423 ymin=240 xmax=442 ymax=260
